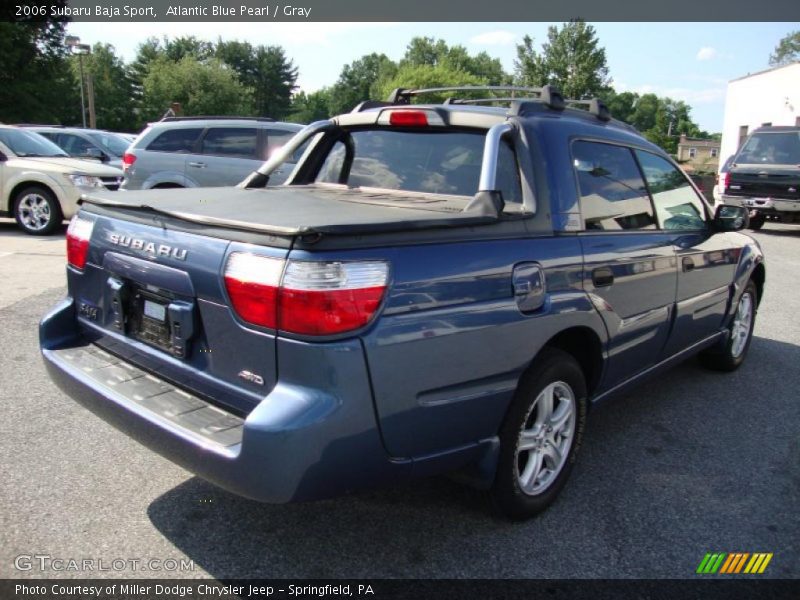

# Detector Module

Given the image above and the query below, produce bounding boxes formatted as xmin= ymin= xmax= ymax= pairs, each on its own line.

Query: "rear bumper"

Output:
xmin=40 ymin=298 xmax=410 ymax=503
xmin=721 ymin=194 xmax=800 ymax=213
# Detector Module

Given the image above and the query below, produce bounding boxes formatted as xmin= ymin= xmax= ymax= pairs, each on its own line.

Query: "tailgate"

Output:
xmin=728 ymin=167 xmax=800 ymax=200
xmin=68 ymin=211 xmax=289 ymax=416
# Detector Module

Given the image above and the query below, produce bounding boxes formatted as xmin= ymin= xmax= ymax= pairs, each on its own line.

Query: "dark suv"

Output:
xmin=721 ymin=125 xmax=800 ymax=229
xmin=41 ymin=86 xmax=764 ymax=519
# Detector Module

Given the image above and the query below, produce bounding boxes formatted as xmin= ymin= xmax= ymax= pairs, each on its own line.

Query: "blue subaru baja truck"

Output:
xmin=40 ymin=86 xmax=764 ymax=519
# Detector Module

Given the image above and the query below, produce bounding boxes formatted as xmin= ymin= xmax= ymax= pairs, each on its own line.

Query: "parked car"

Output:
xmin=41 ymin=86 xmax=764 ymax=519
xmin=0 ymin=126 xmax=123 ymax=235
xmin=120 ymin=117 xmax=303 ymax=190
xmin=712 ymin=154 xmax=735 ymax=205
xmin=22 ymin=126 xmax=131 ymax=170
xmin=721 ymin=126 xmax=800 ymax=229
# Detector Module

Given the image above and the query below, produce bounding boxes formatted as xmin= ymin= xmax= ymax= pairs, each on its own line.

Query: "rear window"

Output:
xmin=200 ymin=127 xmax=258 ymax=158
xmin=146 ymin=128 xmax=203 ymax=153
xmin=736 ymin=131 xmax=800 ymax=165
xmin=316 ymin=129 xmax=522 ymax=202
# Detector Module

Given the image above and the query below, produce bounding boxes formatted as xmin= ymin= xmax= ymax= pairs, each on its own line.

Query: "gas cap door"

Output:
xmin=512 ymin=262 xmax=546 ymax=312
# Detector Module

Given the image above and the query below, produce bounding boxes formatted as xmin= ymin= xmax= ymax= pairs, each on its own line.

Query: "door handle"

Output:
xmin=188 ymin=162 xmax=206 ymax=168
xmin=682 ymin=257 xmax=695 ymax=272
xmin=591 ymin=267 xmax=614 ymax=287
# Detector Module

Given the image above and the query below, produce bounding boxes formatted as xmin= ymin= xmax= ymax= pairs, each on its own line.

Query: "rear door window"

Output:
xmin=635 ymin=150 xmax=707 ymax=231
xmin=200 ymin=127 xmax=258 ymax=158
xmin=146 ymin=128 xmax=203 ymax=153
xmin=572 ymin=141 xmax=655 ymax=230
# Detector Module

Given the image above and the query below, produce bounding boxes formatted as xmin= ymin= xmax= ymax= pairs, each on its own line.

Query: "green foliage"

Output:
xmin=769 ymin=30 xmax=800 ymax=66
xmin=377 ymin=64 xmax=486 ymax=102
xmin=140 ymin=56 xmax=252 ymax=121
xmin=514 ymin=22 xmax=611 ymax=99
xmin=328 ymin=53 xmax=397 ymax=115
xmin=400 ymin=37 xmax=508 ymax=84
xmin=288 ymin=90 xmax=332 ymax=123
xmin=0 ymin=19 xmax=79 ymax=125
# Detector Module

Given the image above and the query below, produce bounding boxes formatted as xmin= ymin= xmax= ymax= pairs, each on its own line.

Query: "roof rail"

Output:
xmin=386 ymin=85 xmax=567 ymax=110
xmin=383 ymin=84 xmax=613 ymax=122
xmin=159 ymin=116 xmax=276 ymax=122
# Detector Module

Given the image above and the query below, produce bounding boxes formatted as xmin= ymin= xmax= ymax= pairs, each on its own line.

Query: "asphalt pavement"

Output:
xmin=0 ymin=218 xmax=797 ymax=579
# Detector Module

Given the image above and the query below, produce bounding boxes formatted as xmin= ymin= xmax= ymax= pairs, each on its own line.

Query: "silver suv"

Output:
xmin=121 ymin=117 xmax=303 ymax=190
xmin=23 ymin=126 xmax=131 ymax=170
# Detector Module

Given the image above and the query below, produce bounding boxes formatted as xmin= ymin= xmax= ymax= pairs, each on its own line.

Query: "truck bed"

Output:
xmin=81 ymin=184 xmax=500 ymax=236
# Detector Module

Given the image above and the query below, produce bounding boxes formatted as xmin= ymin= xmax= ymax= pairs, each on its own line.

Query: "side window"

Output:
xmin=634 ymin=150 xmax=707 ymax=231
xmin=57 ymin=133 xmax=94 ymax=156
xmin=572 ymin=141 xmax=654 ymax=230
xmin=146 ymin=128 xmax=203 ymax=153
xmin=495 ymin=139 xmax=523 ymax=204
xmin=264 ymin=129 xmax=297 ymax=160
xmin=200 ymin=127 xmax=257 ymax=158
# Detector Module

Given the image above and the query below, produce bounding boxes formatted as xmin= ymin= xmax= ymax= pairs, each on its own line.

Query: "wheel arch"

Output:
xmin=537 ymin=326 xmax=605 ymax=398
xmin=751 ymin=262 xmax=765 ymax=307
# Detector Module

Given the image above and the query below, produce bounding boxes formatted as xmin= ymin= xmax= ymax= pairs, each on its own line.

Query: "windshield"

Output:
xmin=0 ymin=129 xmax=68 ymax=158
xmin=87 ymin=131 xmax=130 ymax=156
xmin=736 ymin=131 xmax=800 ymax=165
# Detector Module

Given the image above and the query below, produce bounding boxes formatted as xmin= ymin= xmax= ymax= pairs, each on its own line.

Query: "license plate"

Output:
xmin=143 ymin=299 xmax=166 ymax=322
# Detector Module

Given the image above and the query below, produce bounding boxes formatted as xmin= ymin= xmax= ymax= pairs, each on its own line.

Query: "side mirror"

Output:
xmin=714 ymin=204 xmax=748 ymax=231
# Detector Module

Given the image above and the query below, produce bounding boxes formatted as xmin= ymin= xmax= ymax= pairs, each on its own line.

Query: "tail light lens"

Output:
xmin=223 ymin=253 xmax=283 ymax=329
xmin=224 ymin=253 xmax=389 ymax=336
xmin=721 ymin=171 xmax=731 ymax=194
xmin=122 ymin=152 xmax=136 ymax=173
xmin=66 ymin=215 xmax=94 ymax=269
xmin=280 ymin=261 xmax=389 ymax=335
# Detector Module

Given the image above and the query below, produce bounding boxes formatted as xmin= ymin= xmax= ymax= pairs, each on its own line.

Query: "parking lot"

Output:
xmin=0 ymin=217 xmax=797 ymax=579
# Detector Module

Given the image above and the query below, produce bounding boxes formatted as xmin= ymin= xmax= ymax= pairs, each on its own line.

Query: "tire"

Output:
xmin=13 ymin=185 xmax=63 ymax=235
xmin=490 ymin=348 xmax=587 ymax=520
xmin=700 ymin=280 xmax=757 ymax=372
xmin=748 ymin=213 xmax=765 ymax=230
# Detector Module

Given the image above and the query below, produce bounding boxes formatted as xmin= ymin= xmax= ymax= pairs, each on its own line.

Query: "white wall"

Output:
xmin=719 ymin=62 xmax=800 ymax=171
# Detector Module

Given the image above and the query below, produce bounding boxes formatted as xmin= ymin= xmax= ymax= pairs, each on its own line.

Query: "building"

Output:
xmin=676 ymin=134 xmax=721 ymax=173
xmin=719 ymin=61 xmax=800 ymax=171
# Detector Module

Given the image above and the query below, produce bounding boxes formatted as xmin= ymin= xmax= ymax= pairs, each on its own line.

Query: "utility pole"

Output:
xmin=65 ymin=36 xmax=95 ymax=128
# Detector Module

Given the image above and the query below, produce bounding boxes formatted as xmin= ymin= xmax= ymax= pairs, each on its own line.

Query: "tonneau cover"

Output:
xmin=81 ymin=185 xmax=498 ymax=236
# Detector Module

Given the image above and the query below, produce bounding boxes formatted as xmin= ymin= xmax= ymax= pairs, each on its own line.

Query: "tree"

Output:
xmin=288 ymin=89 xmax=332 ymax=123
xmin=140 ymin=56 xmax=252 ymax=121
xmin=0 ymin=15 xmax=80 ymax=125
xmin=215 ymin=41 xmax=298 ymax=119
xmin=400 ymin=37 xmax=509 ymax=84
xmin=328 ymin=53 xmax=397 ymax=114
xmin=514 ymin=21 xmax=611 ymax=99
xmin=73 ymin=43 xmax=138 ymax=131
xmin=377 ymin=64 xmax=486 ymax=102
xmin=769 ymin=30 xmax=800 ymax=66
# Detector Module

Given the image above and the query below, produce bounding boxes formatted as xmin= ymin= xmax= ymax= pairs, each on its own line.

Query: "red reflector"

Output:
xmin=224 ymin=276 xmax=278 ymax=328
xmin=279 ymin=286 xmax=387 ymax=335
xmin=389 ymin=111 xmax=429 ymax=127
xmin=122 ymin=152 xmax=136 ymax=172
xmin=66 ymin=216 xmax=93 ymax=269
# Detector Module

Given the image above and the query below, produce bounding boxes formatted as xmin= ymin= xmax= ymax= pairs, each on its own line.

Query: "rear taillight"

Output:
xmin=721 ymin=171 xmax=730 ymax=194
xmin=122 ymin=152 xmax=136 ymax=173
xmin=66 ymin=215 xmax=94 ymax=270
xmin=223 ymin=253 xmax=389 ymax=336
xmin=223 ymin=253 xmax=283 ymax=329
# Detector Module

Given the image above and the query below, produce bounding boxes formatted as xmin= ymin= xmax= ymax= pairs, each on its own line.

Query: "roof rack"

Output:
xmin=159 ymin=116 xmax=276 ymax=122
xmin=382 ymin=85 xmax=611 ymax=122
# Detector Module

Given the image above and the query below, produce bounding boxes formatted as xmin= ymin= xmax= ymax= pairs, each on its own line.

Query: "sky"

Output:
xmin=65 ymin=21 xmax=799 ymax=133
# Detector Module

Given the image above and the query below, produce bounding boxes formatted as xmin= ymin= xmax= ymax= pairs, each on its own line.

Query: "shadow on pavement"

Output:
xmin=147 ymin=335 xmax=800 ymax=578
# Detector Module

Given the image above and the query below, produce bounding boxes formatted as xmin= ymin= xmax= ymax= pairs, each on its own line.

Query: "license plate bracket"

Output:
xmin=128 ymin=288 xmax=173 ymax=353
